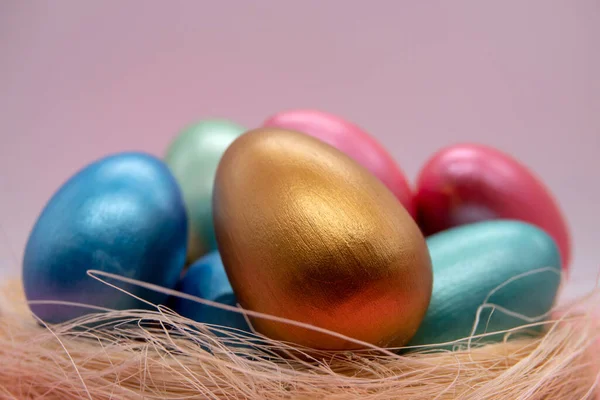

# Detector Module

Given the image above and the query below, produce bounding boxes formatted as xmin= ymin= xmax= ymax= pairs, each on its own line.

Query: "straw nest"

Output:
xmin=0 ymin=272 xmax=599 ymax=400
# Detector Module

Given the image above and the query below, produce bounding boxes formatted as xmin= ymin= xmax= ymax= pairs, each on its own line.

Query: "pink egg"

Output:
xmin=263 ymin=109 xmax=414 ymax=216
xmin=415 ymin=143 xmax=571 ymax=269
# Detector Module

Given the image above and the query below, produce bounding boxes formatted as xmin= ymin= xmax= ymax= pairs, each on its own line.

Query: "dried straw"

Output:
xmin=0 ymin=271 xmax=599 ymax=400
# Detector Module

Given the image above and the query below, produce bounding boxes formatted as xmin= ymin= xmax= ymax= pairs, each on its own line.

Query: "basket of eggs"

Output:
xmin=1 ymin=110 xmax=597 ymax=399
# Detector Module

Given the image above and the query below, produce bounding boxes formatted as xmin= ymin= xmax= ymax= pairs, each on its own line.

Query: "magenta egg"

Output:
xmin=415 ymin=143 xmax=571 ymax=269
xmin=263 ymin=109 xmax=415 ymax=216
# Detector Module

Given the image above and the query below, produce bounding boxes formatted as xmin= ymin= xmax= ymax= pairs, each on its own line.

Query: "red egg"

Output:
xmin=263 ymin=109 xmax=415 ymax=216
xmin=415 ymin=143 xmax=571 ymax=269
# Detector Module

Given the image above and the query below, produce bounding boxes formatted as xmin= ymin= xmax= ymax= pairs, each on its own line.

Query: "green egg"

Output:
xmin=165 ymin=119 xmax=246 ymax=262
xmin=407 ymin=220 xmax=562 ymax=348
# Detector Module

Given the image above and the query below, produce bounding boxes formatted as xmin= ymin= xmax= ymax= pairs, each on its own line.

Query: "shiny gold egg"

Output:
xmin=213 ymin=128 xmax=433 ymax=350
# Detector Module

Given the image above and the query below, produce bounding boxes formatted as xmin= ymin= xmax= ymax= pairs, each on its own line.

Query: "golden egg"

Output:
xmin=213 ymin=128 xmax=433 ymax=350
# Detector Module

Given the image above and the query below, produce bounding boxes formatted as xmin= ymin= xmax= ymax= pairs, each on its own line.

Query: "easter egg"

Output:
xmin=23 ymin=152 xmax=188 ymax=324
xmin=407 ymin=220 xmax=561 ymax=347
xmin=415 ymin=143 xmax=571 ymax=268
xmin=165 ymin=119 xmax=246 ymax=262
xmin=263 ymin=109 xmax=415 ymax=216
xmin=213 ymin=127 xmax=433 ymax=350
xmin=172 ymin=250 xmax=250 ymax=332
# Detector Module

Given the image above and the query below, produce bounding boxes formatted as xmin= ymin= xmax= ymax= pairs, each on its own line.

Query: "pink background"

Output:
xmin=1 ymin=1 xmax=598 ymax=302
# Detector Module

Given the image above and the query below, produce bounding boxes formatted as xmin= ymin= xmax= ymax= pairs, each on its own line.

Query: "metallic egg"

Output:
xmin=263 ymin=109 xmax=415 ymax=217
xmin=213 ymin=128 xmax=433 ymax=350
xmin=23 ymin=152 xmax=188 ymax=324
xmin=172 ymin=250 xmax=250 ymax=332
xmin=415 ymin=143 xmax=571 ymax=269
xmin=408 ymin=220 xmax=561 ymax=347
xmin=165 ymin=119 xmax=246 ymax=262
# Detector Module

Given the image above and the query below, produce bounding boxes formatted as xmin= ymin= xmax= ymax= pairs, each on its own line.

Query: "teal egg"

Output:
xmin=407 ymin=220 xmax=561 ymax=347
xmin=165 ymin=119 xmax=246 ymax=262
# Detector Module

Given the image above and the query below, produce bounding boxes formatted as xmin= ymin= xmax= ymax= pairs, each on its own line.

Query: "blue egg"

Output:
xmin=23 ymin=152 xmax=188 ymax=324
xmin=407 ymin=220 xmax=562 ymax=348
xmin=172 ymin=251 xmax=250 ymax=332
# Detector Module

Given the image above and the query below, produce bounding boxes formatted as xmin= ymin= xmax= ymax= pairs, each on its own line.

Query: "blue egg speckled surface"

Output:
xmin=172 ymin=250 xmax=250 ymax=332
xmin=22 ymin=152 xmax=188 ymax=324
xmin=408 ymin=219 xmax=562 ymax=347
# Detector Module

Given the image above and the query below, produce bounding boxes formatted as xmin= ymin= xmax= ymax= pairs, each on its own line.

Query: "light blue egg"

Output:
xmin=23 ymin=152 xmax=188 ymax=324
xmin=172 ymin=250 xmax=250 ymax=333
xmin=407 ymin=220 xmax=561 ymax=347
